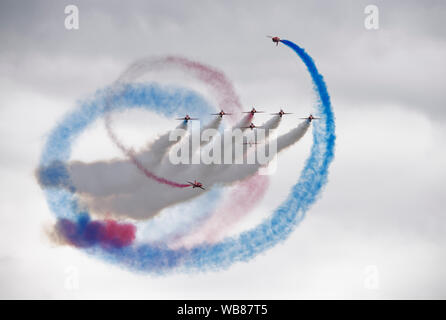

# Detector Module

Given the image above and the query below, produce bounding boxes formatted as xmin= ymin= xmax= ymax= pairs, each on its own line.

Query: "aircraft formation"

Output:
xmin=178 ymin=107 xmax=320 ymax=189
xmin=180 ymin=36 xmax=320 ymax=190
xmin=177 ymin=107 xmax=320 ymax=123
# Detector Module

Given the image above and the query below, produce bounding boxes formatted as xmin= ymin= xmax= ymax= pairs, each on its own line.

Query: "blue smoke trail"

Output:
xmin=177 ymin=39 xmax=335 ymax=271
xmin=181 ymin=39 xmax=335 ymax=271
xmin=39 ymin=41 xmax=335 ymax=273
xmin=135 ymin=187 xmax=222 ymax=243
xmin=38 ymin=83 xmax=222 ymax=242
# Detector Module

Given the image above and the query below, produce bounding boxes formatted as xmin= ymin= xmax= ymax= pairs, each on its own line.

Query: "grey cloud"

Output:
xmin=1 ymin=0 xmax=446 ymax=299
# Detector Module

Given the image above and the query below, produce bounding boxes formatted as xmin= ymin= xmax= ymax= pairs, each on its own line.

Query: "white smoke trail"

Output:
xmin=137 ymin=122 xmax=188 ymax=166
xmin=68 ymin=112 xmax=310 ymax=220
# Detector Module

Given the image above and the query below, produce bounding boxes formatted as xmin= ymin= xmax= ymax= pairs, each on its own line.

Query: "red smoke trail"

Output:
xmin=130 ymin=152 xmax=190 ymax=188
xmin=105 ymin=119 xmax=190 ymax=188
xmin=157 ymin=59 xmax=270 ymax=245
xmin=104 ymin=56 xmax=245 ymax=188
xmin=162 ymin=56 xmax=242 ymax=123
xmin=105 ymin=55 xmax=270 ymax=240
xmin=136 ymin=57 xmax=270 ymax=242
xmin=56 ymin=217 xmax=136 ymax=249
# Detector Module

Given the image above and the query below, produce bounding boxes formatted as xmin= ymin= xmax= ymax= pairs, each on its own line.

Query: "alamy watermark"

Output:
xmin=364 ymin=265 xmax=380 ymax=290
xmin=168 ymin=124 xmax=277 ymax=168
xmin=64 ymin=265 xmax=79 ymax=291
xmin=364 ymin=5 xmax=379 ymax=30
xmin=64 ymin=5 xmax=79 ymax=30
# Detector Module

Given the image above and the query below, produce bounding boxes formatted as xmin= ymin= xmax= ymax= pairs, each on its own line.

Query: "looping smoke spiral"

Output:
xmin=36 ymin=40 xmax=335 ymax=273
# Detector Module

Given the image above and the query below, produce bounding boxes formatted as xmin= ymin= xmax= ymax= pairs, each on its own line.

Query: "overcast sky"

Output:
xmin=0 ymin=0 xmax=445 ymax=299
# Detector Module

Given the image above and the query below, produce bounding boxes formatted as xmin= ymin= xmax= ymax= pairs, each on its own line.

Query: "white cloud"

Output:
xmin=0 ymin=0 xmax=445 ymax=299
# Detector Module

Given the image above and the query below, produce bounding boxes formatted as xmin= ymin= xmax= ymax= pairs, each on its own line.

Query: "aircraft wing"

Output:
xmin=199 ymin=186 xmax=206 ymax=190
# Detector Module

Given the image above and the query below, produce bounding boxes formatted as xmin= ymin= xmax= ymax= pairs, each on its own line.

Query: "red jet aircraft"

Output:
xmin=299 ymin=114 xmax=321 ymax=122
xmin=187 ymin=180 xmax=205 ymax=190
xmin=267 ymin=36 xmax=281 ymax=46
xmin=271 ymin=109 xmax=293 ymax=118
xmin=243 ymin=107 xmax=265 ymax=115
xmin=211 ymin=110 xmax=233 ymax=118
xmin=176 ymin=114 xmax=199 ymax=122
xmin=241 ymin=122 xmax=263 ymax=130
